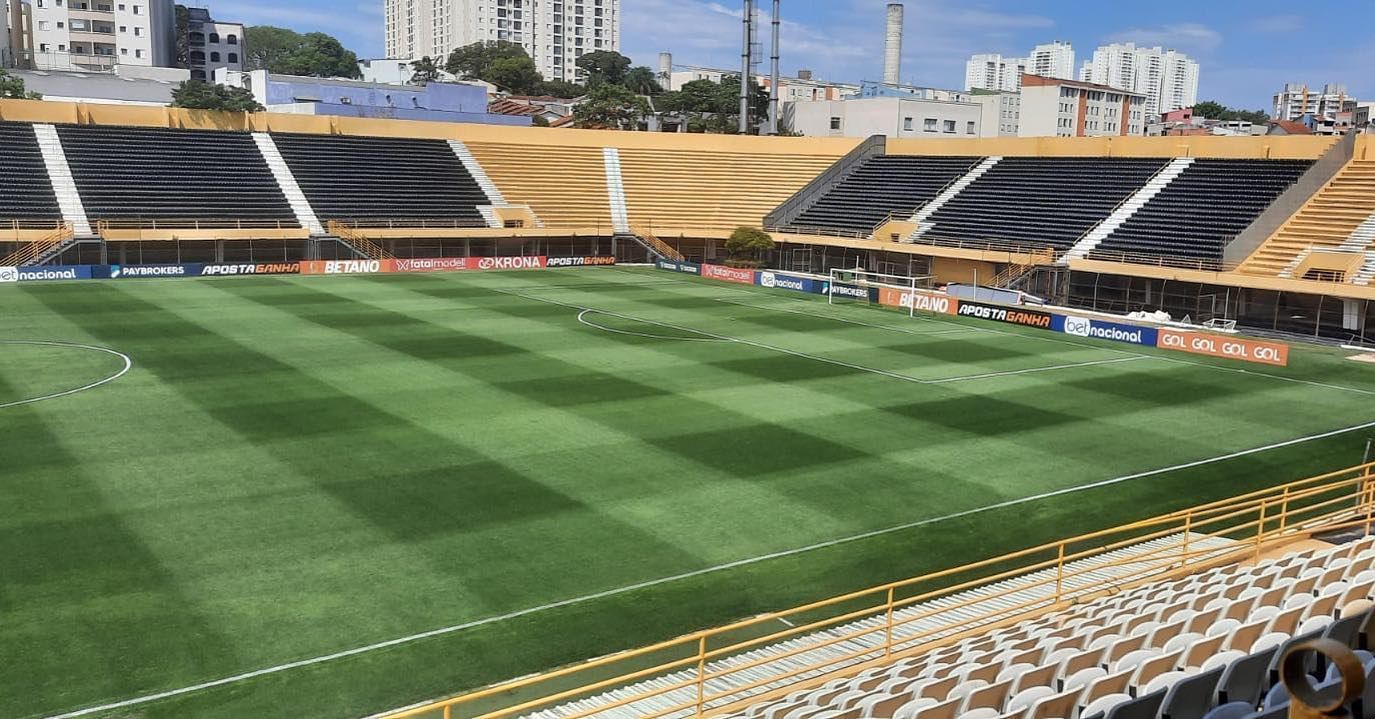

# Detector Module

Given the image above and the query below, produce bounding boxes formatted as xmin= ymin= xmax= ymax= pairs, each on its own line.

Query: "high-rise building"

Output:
xmin=1080 ymin=43 xmax=1198 ymax=119
xmin=24 ymin=0 xmax=176 ymax=71
xmin=184 ymin=7 xmax=243 ymax=81
xmin=965 ymin=42 xmax=1073 ymax=92
xmin=385 ymin=0 xmax=621 ymax=84
xmin=1273 ymin=83 xmax=1354 ymax=122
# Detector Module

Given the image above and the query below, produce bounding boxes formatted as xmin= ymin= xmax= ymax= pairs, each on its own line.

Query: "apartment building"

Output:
xmin=788 ymin=96 xmax=982 ymax=139
xmin=184 ymin=6 xmax=242 ymax=81
xmin=25 ymin=0 xmax=174 ymax=71
xmin=1019 ymin=74 xmax=1147 ymax=137
xmin=385 ymin=0 xmax=620 ymax=84
xmin=1272 ymin=83 xmax=1355 ymax=123
xmin=1078 ymin=43 xmax=1198 ymax=119
xmin=965 ymin=41 xmax=1074 ymax=92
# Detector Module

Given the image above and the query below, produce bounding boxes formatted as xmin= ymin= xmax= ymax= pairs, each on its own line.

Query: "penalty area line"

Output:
xmin=43 ymin=415 xmax=1375 ymax=719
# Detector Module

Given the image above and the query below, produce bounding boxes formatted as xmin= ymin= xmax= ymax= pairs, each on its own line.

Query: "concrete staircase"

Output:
xmin=1063 ymin=157 xmax=1194 ymax=261
xmin=449 ymin=139 xmax=511 ymax=228
xmin=908 ymin=156 xmax=1001 ymax=241
xmin=1352 ymin=252 xmax=1375 ymax=286
xmin=32 ymin=124 xmax=93 ymax=237
xmin=252 ymin=132 xmax=325 ymax=235
xmin=522 ymin=533 xmax=1238 ymax=719
xmin=1241 ymin=159 xmax=1375 ymax=276
xmin=603 ymin=148 xmax=631 ymax=234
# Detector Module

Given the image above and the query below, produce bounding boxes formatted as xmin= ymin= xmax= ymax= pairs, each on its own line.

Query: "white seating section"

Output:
xmin=713 ymin=537 xmax=1375 ymax=719
xmin=525 ymin=535 xmax=1240 ymax=719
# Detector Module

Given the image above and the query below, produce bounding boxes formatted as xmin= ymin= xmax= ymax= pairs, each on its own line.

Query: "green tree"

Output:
xmin=573 ymin=83 xmax=649 ymax=130
xmin=410 ymin=56 xmax=442 ymax=85
xmin=0 ymin=69 xmax=42 ymax=99
xmin=537 ymin=79 xmax=586 ymax=98
xmin=1193 ymin=100 xmax=1226 ymax=119
xmin=170 ymin=80 xmax=264 ymax=112
xmin=622 ymin=66 xmax=663 ymax=96
xmin=243 ymin=26 xmax=302 ymax=71
xmin=532 ymin=114 xmax=551 ymax=127
xmin=485 ymin=55 xmax=542 ymax=95
xmin=445 ymin=40 xmax=529 ymax=80
xmin=275 ymin=32 xmax=361 ymax=78
xmin=174 ymin=4 xmax=190 ymax=68
xmin=575 ymin=50 xmax=632 ymax=86
xmin=658 ymin=76 xmax=768 ymax=134
xmin=724 ymin=226 xmax=774 ymax=267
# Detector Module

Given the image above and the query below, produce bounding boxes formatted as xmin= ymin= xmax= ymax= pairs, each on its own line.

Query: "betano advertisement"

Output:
xmin=300 ymin=256 xmax=566 ymax=275
xmin=877 ymin=287 xmax=959 ymax=315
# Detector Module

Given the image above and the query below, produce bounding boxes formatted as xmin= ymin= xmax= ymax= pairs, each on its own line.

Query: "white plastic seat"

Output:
xmin=1006 ymin=686 xmax=1056 ymax=716
xmin=1063 ymin=667 xmax=1108 ymax=694
xmin=1081 ymin=693 xmax=1133 ymax=719
xmin=1143 ymin=670 xmax=1190 ymax=695
xmin=1251 ymin=632 xmax=1288 ymax=654
xmin=1163 ymin=632 xmax=1203 ymax=655
xmin=946 ymin=680 xmax=989 ymax=709
xmin=1112 ymin=649 xmax=1159 ymax=674
xmin=1200 ymin=649 xmax=1246 ymax=672
xmin=892 ymin=697 xmax=939 ymax=719
xmin=1206 ymin=619 xmax=1241 ymax=638
xmin=957 ymin=709 xmax=1001 ymax=719
xmin=1298 ymin=615 xmax=1333 ymax=634
xmin=1283 ymin=594 xmax=1314 ymax=610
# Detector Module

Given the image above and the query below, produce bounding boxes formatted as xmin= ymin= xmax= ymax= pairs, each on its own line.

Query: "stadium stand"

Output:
xmin=0 ymin=122 xmax=62 ymax=225
xmin=384 ymin=464 xmax=1375 ymax=719
xmin=270 ymin=133 xmax=488 ymax=225
xmin=465 ymin=142 xmax=613 ymax=229
xmin=54 ymin=124 xmax=298 ymax=225
xmin=918 ymin=157 xmax=1170 ymax=249
xmin=784 ymin=156 xmax=984 ymax=235
xmin=1239 ymin=160 xmax=1375 ymax=278
xmin=1090 ymin=160 xmax=1314 ymax=266
xmin=617 ymin=149 xmax=841 ymax=237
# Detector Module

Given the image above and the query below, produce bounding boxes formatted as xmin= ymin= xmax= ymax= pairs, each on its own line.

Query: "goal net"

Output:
xmin=827 ymin=268 xmax=935 ymax=317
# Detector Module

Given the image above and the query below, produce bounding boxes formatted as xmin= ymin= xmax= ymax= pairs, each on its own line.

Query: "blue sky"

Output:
xmin=209 ymin=0 xmax=1370 ymax=108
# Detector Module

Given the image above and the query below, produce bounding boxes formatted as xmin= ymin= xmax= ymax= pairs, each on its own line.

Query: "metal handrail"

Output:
xmin=381 ymin=462 xmax=1375 ymax=719
xmin=96 ymin=218 xmax=301 ymax=230
xmin=331 ymin=218 xmax=493 ymax=230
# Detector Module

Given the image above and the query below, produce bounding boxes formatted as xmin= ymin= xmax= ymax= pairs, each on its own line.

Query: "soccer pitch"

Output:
xmin=5 ymin=266 xmax=1375 ymax=719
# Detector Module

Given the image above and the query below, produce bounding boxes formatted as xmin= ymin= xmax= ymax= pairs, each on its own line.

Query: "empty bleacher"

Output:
xmin=466 ymin=143 xmax=613 ymax=229
xmin=722 ymin=538 xmax=1375 ymax=719
xmin=617 ymin=149 xmax=841 ymax=236
xmin=920 ymin=158 xmax=1170 ymax=250
xmin=55 ymin=124 xmax=297 ymax=225
xmin=271 ymin=133 xmax=488 ymax=225
xmin=785 ymin=156 xmax=984 ymax=235
xmin=1239 ymin=160 xmax=1375 ymax=276
xmin=0 ymin=123 xmax=62 ymax=225
xmin=1090 ymin=160 xmax=1313 ymax=266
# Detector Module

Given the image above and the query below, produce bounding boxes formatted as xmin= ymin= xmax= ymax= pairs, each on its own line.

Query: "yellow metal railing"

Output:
xmin=382 ymin=462 xmax=1375 ymax=719
xmin=326 ymin=220 xmax=396 ymax=261
xmin=629 ymin=224 xmax=686 ymax=262
xmin=0 ymin=223 xmax=74 ymax=266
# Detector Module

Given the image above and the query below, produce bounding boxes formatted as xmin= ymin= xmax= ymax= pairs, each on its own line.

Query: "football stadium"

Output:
xmin=7 ymin=100 xmax=1375 ymax=719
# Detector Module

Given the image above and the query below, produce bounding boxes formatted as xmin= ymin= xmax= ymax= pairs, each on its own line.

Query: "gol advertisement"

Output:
xmin=1156 ymin=329 xmax=1289 ymax=367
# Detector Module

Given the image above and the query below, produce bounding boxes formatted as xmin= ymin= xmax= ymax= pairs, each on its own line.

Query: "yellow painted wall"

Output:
xmin=930 ymin=256 xmax=999 ymax=285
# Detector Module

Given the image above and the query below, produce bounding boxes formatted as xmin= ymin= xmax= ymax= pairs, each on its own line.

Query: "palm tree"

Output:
xmin=623 ymin=66 xmax=663 ymax=96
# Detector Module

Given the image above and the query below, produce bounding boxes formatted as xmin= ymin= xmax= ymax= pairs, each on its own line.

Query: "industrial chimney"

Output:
xmin=658 ymin=52 xmax=673 ymax=86
xmin=883 ymin=3 xmax=904 ymax=85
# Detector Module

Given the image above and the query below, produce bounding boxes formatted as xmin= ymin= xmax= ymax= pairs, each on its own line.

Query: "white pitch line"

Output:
xmin=926 ymin=356 xmax=1149 ymax=384
xmin=0 ymin=340 xmax=132 ymax=410
xmin=577 ymin=309 xmax=728 ymax=343
xmin=46 ymin=414 xmax=1375 ymax=719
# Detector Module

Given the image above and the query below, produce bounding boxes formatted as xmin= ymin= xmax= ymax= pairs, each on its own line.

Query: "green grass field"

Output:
xmin=4 ymin=266 xmax=1375 ymax=719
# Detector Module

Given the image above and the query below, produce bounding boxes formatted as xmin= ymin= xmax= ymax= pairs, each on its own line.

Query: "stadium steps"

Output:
xmin=522 ymin=533 xmax=1239 ymax=719
xmin=616 ymin=147 xmax=840 ymax=236
xmin=32 ymin=124 xmax=93 ymax=236
xmin=252 ymin=132 xmax=325 ymax=235
xmin=447 ymin=139 xmax=508 ymax=207
xmin=1351 ymin=252 xmax=1375 ymax=286
xmin=603 ymin=148 xmax=632 ymax=234
xmin=0 ymin=122 xmax=63 ymax=226
xmin=1063 ymin=157 xmax=1195 ymax=261
xmin=907 ymin=156 xmax=1002 ymax=241
xmin=466 ymin=142 xmax=614 ymax=230
xmin=1240 ymin=160 xmax=1375 ymax=277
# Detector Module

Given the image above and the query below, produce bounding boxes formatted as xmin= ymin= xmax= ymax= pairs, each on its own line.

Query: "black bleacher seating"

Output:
xmin=56 ymin=124 xmax=297 ymax=224
xmin=271 ymin=133 xmax=487 ymax=224
xmin=1091 ymin=159 xmax=1313 ymax=264
xmin=0 ymin=123 xmax=62 ymax=223
xmin=790 ymin=155 xmax=983 ymax=233
xmin=923 ymin=157 xmax=1170 ymax=250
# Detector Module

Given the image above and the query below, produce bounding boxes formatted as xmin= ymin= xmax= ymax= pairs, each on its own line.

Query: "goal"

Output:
xmin=827 ymin=268 xmax=935 ymax=317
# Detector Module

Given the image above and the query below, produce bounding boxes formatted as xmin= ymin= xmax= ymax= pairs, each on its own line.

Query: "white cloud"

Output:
xmin=1103 ymin=23 xmax=1223 ymax=54
xmin=1245 ymin=15 xmax=1305 ymax=34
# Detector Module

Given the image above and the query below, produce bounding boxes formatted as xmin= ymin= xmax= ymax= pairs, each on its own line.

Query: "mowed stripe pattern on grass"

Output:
xmin=0 ymin=267 xmax=1371 ymax=719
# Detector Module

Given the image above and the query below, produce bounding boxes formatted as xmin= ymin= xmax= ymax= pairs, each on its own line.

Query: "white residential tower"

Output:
xmin=1079 ymin=43 xmax=1199 ymax=120
xmin=965 ymin=41 xmax=1073 ymax=92
xmin=384 ymin=0 xmax=621 ymax=84
xmin=26 ymin=0 xmax=175 ymax=71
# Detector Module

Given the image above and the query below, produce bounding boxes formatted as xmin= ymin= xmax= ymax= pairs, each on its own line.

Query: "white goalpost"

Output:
xmin=827 ymin=267 xmax=935 ymax=317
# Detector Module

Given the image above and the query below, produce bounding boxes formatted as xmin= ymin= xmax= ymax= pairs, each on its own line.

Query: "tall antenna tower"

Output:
xmin=739 ymin=0 xmax=757 ymax=134
xmin=768 ymin=0 xmax=781 ymax=135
